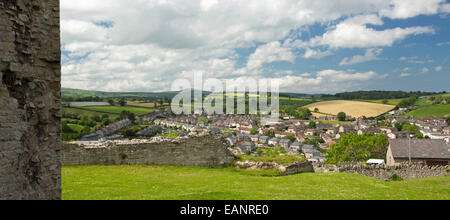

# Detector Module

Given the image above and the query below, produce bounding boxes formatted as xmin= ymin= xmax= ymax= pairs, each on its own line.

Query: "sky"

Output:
xmin=61 ymin=0 xmax=450 ymax=94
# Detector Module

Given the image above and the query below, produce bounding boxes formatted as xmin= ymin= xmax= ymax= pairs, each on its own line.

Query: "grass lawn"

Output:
xmin=62 ymin=165 xmax=450 ymax=200
xmin=404 ymin=104 xmax=450 ymax=118
xmin=76 ymin=106 xmax=155 ymax=116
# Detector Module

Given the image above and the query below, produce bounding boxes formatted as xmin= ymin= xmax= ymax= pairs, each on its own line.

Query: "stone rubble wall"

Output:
xmin=62 ymin=136 xmax=235 ymax=167
xmin=0 ymin=0 xmax=61 ymax=200
xmin=235 ymin=161 xmax=314 ymax=175
xmin=313 ymin=162 xmax=450 ymax=181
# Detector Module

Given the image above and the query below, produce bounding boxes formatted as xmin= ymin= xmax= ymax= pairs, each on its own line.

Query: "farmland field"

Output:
xmin=76 ymin=106 xmax=155 ymax=116
xmin=404 ymin=104 xmax=450 ymax=118
xmin=62 ymin=165 xmax=450 ymax=200
xmin=305 ymin=100 xmax=395 ymax=118
xmin=63 ymin=107 xmax=119 ymax=117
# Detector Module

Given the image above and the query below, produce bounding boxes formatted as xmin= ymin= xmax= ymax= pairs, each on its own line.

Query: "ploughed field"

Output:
xmin=62 ymin=165 xmax=450 ymax=200
xmin=305 ymin=100 xmax=395 ymax=118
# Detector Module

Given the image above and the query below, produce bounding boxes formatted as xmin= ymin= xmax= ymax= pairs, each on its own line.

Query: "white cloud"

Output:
xmin=380 ymin=0 xmax=445 ymax=19
xmin=400 ymin=73 xmax=410 ymax=77
xmin=307 ymin=15 xmax=435 ymax=49
xmin=60 ymin=0 xmax=448 ymax=92
xmin=421 ymin=67 xmax=429 ymax=73
xmin=303 ymin=48 xmax=332 ymax=59
xmin=245 ymin=42 xmax=295 ymax=72
xmin=340 ymin=48 xmax=382 ymax=66
xmin=435 ymin=66 xmax=443 ymax=72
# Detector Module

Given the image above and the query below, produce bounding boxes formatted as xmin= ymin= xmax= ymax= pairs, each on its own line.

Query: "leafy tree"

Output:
xmin=402 ymin=123 xmax=423 ymax=138
xmin=394 ymin=123 xmax=403 ymax=131
xmin=337 ymin=112 xmax=347 ymax=121
xmin=263 ymin=130 xmax=275 ymax=138
xmin=102 ymin=118 xmax=111 ymax=126
xmin=314 ymin=108 xmax=319 ymax=113
xmin=297 ymin=108 xmax=312 ymax=120
xmin=308 ymin=121 xmax=317 ymax=129
xmin=397 ymin=95 xmax=417 ymax=108
xmin=250 ymin=128 xmax=259 ymax=135
xmin=446 ymin=117 xmax=450 ymax=126
xmin=325 ymin=133 xmax=388 ymax=164
xmin=283 ymin=134 xmax=296 ymax=142
xmin=62 ymin=121 xmax=74 ymax=133
xmin=107 ymin=99 xmax=115 ymax=106
xmin=382 ymin=99 xmax=389 ymax=104
xmin=119 ymin=98 xmax=127 ymax=106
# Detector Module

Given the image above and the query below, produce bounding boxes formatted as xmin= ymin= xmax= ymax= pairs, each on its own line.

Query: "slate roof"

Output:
xmin=389 ymin=139 xmax=450 ymax=159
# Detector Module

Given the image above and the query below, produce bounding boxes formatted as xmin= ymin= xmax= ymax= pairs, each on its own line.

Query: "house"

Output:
xmin=291 ymin=142 xmax=302 ymax=150
xmin=279 ymin=139 xmax=292 ymax=149
xmin=386 ymin=139 xmax=450 ymax=166
xmin=226 ymin=136 xmax=237 ymax=146
xmin=268 ymin=138 xmax=280 ymax=146
xmin=237 ymin=142 xmax=256 ymax=153
xmin=305 ymin=129 xmax=317 ymax=136
xmin=443 ymin=127 xmax=450 ymax=135
xmin=302 ymin=145 xmax=321 ymax=159
xmin=80 ymin=133 xmax=101 ymax=142
xmin=250 ymin=135 xmax=260 ymax=143
xmin=258 ymin=136 xmax=269 ymax=144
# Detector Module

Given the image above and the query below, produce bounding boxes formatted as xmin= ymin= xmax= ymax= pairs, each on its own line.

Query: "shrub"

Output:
xmin=390 ymin=174 xmax=403 ymax=181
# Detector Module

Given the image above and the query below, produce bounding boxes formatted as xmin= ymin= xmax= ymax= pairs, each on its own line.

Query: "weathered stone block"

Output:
xmin=0 ymin=0 xmax=61 ymax=200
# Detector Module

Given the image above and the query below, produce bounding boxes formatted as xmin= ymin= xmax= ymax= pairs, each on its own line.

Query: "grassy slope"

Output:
xmin=405 ymin=104 xmax=450 ymax=118
xmin=75 ymin=106 xmax=154 ymax=116
xmin=63 ymin=107 xmax=119 ymax=118
xmin=62 ymin=165 xmax=450 ymax=200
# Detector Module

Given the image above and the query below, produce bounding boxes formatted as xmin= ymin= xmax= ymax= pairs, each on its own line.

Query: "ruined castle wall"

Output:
xmin=0 ymin=0 xmax=61 ymax=200
xmin=62 ymin=137 xmax=235 ymax=167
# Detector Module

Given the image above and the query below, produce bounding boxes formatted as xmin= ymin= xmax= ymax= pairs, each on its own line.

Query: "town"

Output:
xmin=68 ymin=95 xmax=450 ymax=167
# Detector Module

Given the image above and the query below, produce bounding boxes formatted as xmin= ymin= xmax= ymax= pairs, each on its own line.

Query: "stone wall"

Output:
xmin=0 ymin=0 xmax=61 ymax=200
xmin=235 ymin=161 xmax=314 ymax=175
xmin=62 ymin=136 xmax=235 ymax=167
xmin=313 ymin=163 xmax=450 ymax=181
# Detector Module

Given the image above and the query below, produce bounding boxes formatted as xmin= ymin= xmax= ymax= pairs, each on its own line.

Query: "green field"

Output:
xmin=62 ymin=165 xmax=450 ymax=200
xmin=63 ymin=107 xmax=119 ymax=118
xmin=67 ymin=124 xmax=87 ymax=133
xmin=404 ymin=104 xmax=450 ymax=118
xmin=364 ymin=99 xmax=404 ymax=106
xmin=76 ymin=106 xmax=155 ymax=116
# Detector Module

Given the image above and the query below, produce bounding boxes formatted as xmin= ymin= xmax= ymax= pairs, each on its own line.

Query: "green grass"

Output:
xmin=317 ymin=120 xmax=352 ymax=125
xmin=67 ymin=124 xmax=87 ymax=133
xmin=235 ymin=148 xmax=306 ymax=166
xmin=362 ymin=99 xmax=403 ymax=106
xmin=62 ymin=165 xmax=450 ymax=200
xmin=76 ymin=106 xmax=154 ymax=116
xmin=404 ymin=104 xmax=450 ymax=118
xmin=63 ymin=107 xmax=119 ymax=118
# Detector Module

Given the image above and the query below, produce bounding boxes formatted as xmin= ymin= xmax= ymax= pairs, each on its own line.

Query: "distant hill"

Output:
xmin=62 ymin=88 xmax=180 ymax=100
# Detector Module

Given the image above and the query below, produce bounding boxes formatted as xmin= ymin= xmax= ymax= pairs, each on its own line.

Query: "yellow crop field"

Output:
xmin=305 ymin=100 xmax=395 ymax=118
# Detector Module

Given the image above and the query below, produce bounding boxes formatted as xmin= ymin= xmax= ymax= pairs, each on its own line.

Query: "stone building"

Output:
xmin=0 ymin=0 xmax=61 ymax=200
xmin=386 ymin=139 xmax=450 ymax=166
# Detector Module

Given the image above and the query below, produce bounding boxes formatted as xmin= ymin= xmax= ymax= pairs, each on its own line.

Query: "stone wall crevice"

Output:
xmin=0 ymin=0 xmax=61 ymax=200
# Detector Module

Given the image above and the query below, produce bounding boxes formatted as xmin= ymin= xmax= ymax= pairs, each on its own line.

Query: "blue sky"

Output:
xmin=60 ymin=0 xmax=450 ymax=93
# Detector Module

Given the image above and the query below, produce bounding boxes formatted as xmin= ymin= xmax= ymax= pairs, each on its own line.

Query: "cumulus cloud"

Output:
xmin=244 ymin=42 xmax=295 ymax=73
xmin=60 ymin=0 xmax=448 ymax=92
xmin=400 ymin=73 xmax=411 ymax=77
xmin=307 ymin=15 xmax=435 ymax=49
xmin=421 ymin=67 xmax=430 ymax=73
xmin=435 ymin=66 xmax=443 ymax=72
xmin=340 ymin=48 xmax=382 ymax=66
xmin=303 ymin=48 xmax=332 ymax=59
